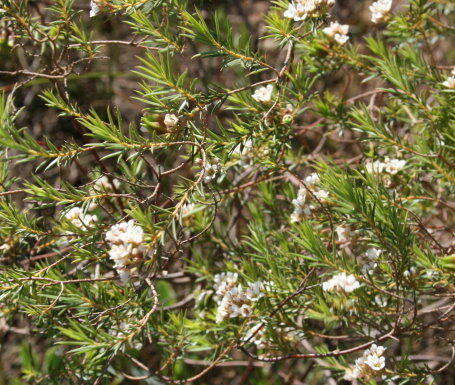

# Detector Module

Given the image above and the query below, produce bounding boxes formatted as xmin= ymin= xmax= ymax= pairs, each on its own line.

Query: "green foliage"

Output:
xmin=0 ymin=0 xmax=453 ymax=383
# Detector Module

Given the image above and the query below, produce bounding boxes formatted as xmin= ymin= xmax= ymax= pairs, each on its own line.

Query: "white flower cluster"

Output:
xmin=283 ymin=0 xmax=335 ymax=21
xmin=323 ymin=22 xmax=350 ymax=45
xmin=283 ymin=1 xmax=349 ymax=45
xmin=369 ymin=0 xmax=393 ymax=23
xmin=345 ymin=344 xmax=387 ymax=379
xmin=64 ymin=207 xmax=98 ymax=229
xmin=252 ymin=85 xmax=274 ymax=103
xmin=442 ymin=68 xmax=455 ymax=89
xmin=213 ymin=272 xmax=265 ymax=323
xmin=290 ymin=173 xmax=330 ymax=222
xmin=105 ymin=220 xmax=147 ymax=282
xmin=365 ymin=157 xmax=406 ymax=175
xmin=322 ymin=272 xmax=360 ymax=293
xmin=214 ymin=272 xmax=238 ymax=298
xmin=89 ymin=0 xmax=100 ymax=17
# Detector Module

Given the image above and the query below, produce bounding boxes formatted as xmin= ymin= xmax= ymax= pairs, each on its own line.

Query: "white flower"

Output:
xmin=341 ymin=275 xmax=361 ymax=292
xmin=362 ymin=344 xmax=386 ymax=370
xmin=164 ymin=113 xmax=179 ymax=128
xmin=93 ymin=175 xmax=120 ymax=192
xmin=313 ymin=189 xmax=329 ymax=201
xmin=304 ymin=173 xmax=319 ymax=186
xmin=215 ymin=280 xmax=265 ymax=323
xmin=234 ymin=139 xmax=254 ymax=166
xmin=369 ymin=0 xmax=393 ymax=23
xmin=292 ymin=187 xmax=307 ymax=207
xmin=283 ymin=2 xmax=308 ymax=21
xmin=344 ymin=366 xmax=361 ymax=380
xmin=374 ymin=295 xmax=387 ymax=306
xmin=252 ymin=85 xmax=274 ymax=103
xmin=368 ymin=344 xmax=386 ymax=357
xmin=362 ymin=261 xmax=377 ymax=275
xmin=89 ymin=0 xmax=100 ymax=17
xmin=213 ymin=272 xmax=239 ymax=300
xmin=88 ymin=176 xmax=121 ymax=209
xmin=321 ymin=278 xmax=337 ymax=292
xmin=290 ymin=179 xmax=328 ymax=222
xmin=291 ymin=187 xmax=311 ymax=222
xmin=364 ymin=354 xmax=386 ymax=370
xmin=335 ymin=225 xmax=350 ymax=243
xmin=334 ymin=33 xmax=349 ymax=45
xmin=234 ymin=139 xmax=253 ymax=155
xmin=64 ymin=207 xmax=98 ymax=229
xmin=383 ymin=157 xmax=406 ymax=175
xmin=203 ymin=159 xmax=221 ymax=182
xmin=403 ymin=267 xmax=416 ymax=278
xmin=245 ymin=281 xmax=265 ymax=301
xmin=365 ymin=248 xmax=382 ymax=259
xmin=290 ymin=209 xmax=301 ymax=223
xmin=105 ymin=220 xmax=144 ymax=245
xmin=442 ymin=76 xmax=455 ymax=89
xmin=107 ymin=243 xmax=146 ymax=278
xmin=290 ymin=183 xmax=329 ymax=222
xmin=322 ymin=272 xmax=360 ymax=293
xmin=323 ymin=22 xmax=350 ymax=45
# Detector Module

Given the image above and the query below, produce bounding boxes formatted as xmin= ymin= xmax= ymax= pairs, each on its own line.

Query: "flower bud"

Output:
xmin=282 ymin=114 xmax=293 ymax=124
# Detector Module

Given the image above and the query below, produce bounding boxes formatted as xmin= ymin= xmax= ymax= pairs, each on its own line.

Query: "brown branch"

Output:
xmin=244 ymin=330 xmax=396 ymax=363
xmin=0 ymin=189 xmax=24 ymax=196
xmin=14 ymin=276 xmax=116 ymax=287
xmin=0 ymin=69 xmax=69 ymax=79
xmin=68 ymin=40 xmax=156 ymax=50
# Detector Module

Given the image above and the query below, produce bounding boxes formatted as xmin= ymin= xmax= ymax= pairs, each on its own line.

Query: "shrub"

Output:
xmin=0 ymin=0 xmax=453 ymax=383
